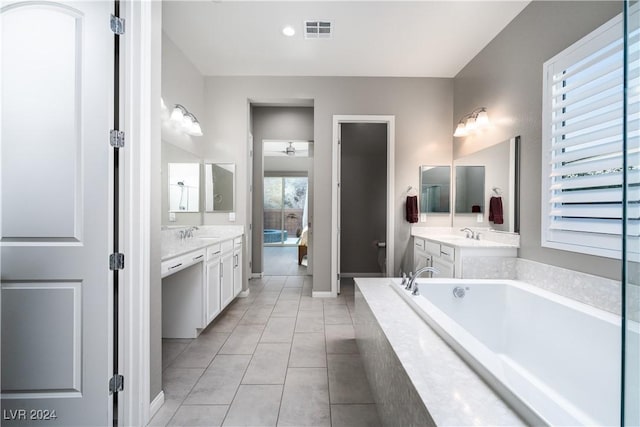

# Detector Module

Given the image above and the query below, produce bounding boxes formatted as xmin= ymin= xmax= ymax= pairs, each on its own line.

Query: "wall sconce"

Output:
xmin=453 ymin=107 xmax=489 ymax=137
xmin=170 ymin=104 xmax=203 ymax=136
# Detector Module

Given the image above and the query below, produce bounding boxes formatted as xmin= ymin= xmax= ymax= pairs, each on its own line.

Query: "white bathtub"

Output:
xmin=391 ymin=278 xmax=629 ymax=426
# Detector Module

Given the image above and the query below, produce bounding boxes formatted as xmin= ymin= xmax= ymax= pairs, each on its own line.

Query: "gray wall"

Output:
xmin=251 ymin=106 xmax=314 ymax=274
xmin=340 ymin=123 xmax=388 ymax=274
xmin=204 ymin=77 xmax=453 ymax=290
xmin=453 ymin=1 xmax=622 ymax=280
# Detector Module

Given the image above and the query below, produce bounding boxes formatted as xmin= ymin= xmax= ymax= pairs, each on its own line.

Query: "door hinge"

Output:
xmin=110 ymin=15 xmax=125 ymax=35
xmin=109 ymin=253 xmax=125 ymax=270
xmin=109 ymin=374 xmax=124 ymax=394
xmin=337 ymin=273 xmax=340 ymax=281
xmin=110 ymin=130 xmax=125 ymax=148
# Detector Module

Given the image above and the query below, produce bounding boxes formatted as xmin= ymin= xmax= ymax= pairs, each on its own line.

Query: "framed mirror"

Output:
xmin=419 ymin=166 xmax=451 ymax=213
xmin=168 ymin=163 xmax=200 ymax=212
xmin=455 ymin=166 xmax=485 ymax=214
xmin=205 ymin=163 xmax=235 ymax=212
xmin=453 ymin=136 xmax=520 ymax=233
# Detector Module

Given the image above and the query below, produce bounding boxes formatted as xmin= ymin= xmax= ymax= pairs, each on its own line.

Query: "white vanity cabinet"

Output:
xmin=233 ymin=237 xmax=243 ymax=296
xmin=412 ymin=232 xmax=518 ymax=279
xmin=161 ymin=230 xmax=245 ymax=338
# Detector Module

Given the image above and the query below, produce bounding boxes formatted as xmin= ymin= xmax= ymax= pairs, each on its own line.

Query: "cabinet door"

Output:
xmin=206 ymin=258 xmax=221 ymax=324
xmin=413 ymin=250 xmax=431 ymax=272
xmin=221 ymin=252 xmax=234 ymax=308
xmin=233 ymin=248 xmax=243 ymax=297
xmin=432 ymin=257 xmax=455 ymax=278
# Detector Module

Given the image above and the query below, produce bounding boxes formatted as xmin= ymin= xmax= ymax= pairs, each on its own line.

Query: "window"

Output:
xmin=542 ymin=13 xmax=637 ymax=259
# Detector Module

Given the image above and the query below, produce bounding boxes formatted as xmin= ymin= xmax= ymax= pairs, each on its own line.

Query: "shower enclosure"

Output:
xmin=623 ymin=1 xmax=639 ymax=425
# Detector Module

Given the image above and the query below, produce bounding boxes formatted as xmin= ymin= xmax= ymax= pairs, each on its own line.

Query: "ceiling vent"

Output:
xmin=304 ymin=20 xmax=332 ymax=39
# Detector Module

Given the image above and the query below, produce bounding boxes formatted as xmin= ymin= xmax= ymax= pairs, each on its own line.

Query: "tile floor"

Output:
xmin=150 ymin=277 xmax=381 ymax=427
xmin=263 ymin=246 xmax=307 ymax=276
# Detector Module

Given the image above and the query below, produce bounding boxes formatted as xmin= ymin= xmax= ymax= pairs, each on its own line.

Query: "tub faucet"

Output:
xmin=460 ymin=227 xmax=475 ymax=239
xmin=408 ymin=266 xmax=439 ymax=296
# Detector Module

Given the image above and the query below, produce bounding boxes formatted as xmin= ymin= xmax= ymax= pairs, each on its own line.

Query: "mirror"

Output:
xmin=453 ymin=136 xmax=520 ymax=233
xmin=455 ymin=166 xmax=485 ymax=213
xmin=168 ymin=163 xmax=200 ymax=212
xmin=419 ymin=166 xmax=451 ymax=213
xmin=205 ymin=163 xmax=235 ymax=212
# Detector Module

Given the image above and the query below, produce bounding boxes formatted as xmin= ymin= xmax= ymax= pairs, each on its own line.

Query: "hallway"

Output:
xmin=263 ymin=246 xmax=307 ymax=276
xmin=150 ymin=277 xmax=380 ymax=427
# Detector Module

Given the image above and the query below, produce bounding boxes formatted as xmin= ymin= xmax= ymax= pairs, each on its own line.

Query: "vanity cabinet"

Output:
xmin=161 ymin=231 xmax=245 ymax=338
xmin=425 ymin=241 xmax=455 ymax=279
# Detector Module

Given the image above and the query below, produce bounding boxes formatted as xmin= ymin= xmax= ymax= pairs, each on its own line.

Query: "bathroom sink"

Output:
xmin=197 ymin=236 xmax=221 ymax=240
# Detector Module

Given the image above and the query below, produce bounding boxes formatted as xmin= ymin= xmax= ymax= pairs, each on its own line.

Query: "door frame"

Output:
xmin=119 ymin=1 xmax=158 ymax=425
xmin=331 ymin=115 xmax=395 ymax=296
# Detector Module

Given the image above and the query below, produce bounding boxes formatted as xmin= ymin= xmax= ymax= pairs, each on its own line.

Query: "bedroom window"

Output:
xmin=541 ymin=13 xmax=636 ymax=259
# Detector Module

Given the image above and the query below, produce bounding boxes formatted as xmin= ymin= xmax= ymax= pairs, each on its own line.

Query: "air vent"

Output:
xmin=304 ymin=20 xmax=332 ymax=39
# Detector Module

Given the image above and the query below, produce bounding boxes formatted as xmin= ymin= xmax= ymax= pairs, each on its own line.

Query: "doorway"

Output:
xmin=249 ymin=105 xmax=314 ymax=278
xmin=332 ymin=116 xmax=395 ymax=296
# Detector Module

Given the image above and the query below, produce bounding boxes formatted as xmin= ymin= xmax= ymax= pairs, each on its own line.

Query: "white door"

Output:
xmin=1 ymin=1 xmax=114 ymax=425
xmin=336 ymin=125 xmax=342 ymax=294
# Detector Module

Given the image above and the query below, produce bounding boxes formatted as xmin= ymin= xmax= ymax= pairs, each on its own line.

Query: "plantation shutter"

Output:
xmin=542 ymin=13 xmax=639 ymax=258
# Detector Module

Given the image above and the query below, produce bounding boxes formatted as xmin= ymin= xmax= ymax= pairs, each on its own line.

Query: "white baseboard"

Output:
xmin=238 ymin=289 xmax=250 ymax=298
xmin=250 ymin=272 xmax=264 ymax=279
xmin=340 ymin=272 xmax=384 ymax=278
xmin=150 ymin=391 xmax=165 ymax=420
xmin=312 ymin=291 xmax=336 ymax=298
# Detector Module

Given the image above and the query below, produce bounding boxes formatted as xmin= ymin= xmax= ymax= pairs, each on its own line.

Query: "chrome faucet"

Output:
xmin=407 ymin=266 xmax=439 ymax=296
xmin=186 ymin=226 xmax=199 ymax=238
xmin=460 ymin=227 xmax=475 ymax=239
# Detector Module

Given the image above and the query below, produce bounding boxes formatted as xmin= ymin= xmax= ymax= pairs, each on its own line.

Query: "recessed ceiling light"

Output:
xmin=282 ymin=26 xmax=295 ymax=37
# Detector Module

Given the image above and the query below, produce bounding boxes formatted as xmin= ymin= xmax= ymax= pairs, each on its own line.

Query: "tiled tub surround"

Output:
xmin=354 ymin=278 xmax=524 ymax=427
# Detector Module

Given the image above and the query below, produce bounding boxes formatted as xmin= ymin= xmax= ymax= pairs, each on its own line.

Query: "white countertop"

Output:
xmin=412 ymin=228 xmax=519 ymax=249
xmin=161 ymin=225 xmax=244 ymax=261
xmin=355 ymin=278 xmax=524 ymax=426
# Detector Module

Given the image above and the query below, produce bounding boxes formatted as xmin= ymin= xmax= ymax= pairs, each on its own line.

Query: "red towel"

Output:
xmin=406 ymin=196 xmax=418 ymax=223
xmin=489 ymin=196 xmax=504 ymax=224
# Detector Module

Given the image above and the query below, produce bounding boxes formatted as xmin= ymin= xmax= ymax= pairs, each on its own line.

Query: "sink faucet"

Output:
xmin=407 ymin=266 xmax=439 ymax=296
xmin=460 ymin=227 xmax=475 ymax=239
xmin=186 ymin=226 xmax=199 ymax=238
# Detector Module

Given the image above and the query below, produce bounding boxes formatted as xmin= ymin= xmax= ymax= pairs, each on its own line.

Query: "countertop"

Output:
xmin=412 ymin=228 xmax=519 ymax=249
xmin=161 ymin=225 xmax=244 ymax=261
xmin=355 ymin=278 xmax=524 ymax=426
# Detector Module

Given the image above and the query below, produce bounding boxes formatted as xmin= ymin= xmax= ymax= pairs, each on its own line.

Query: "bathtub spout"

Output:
xmin=408 ymin=266 xmax=439 ymax=295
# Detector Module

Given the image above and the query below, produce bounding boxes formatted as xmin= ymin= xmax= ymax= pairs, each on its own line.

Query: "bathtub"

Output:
xmin=392 ymin=278 xmax=629 ymax=426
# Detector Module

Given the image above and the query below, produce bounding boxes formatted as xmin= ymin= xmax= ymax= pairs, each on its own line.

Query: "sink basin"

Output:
xmin=197 ymin=236 xmax=221 ymax=240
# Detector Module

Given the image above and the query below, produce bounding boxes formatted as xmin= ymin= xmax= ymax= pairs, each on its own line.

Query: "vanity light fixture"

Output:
xmin=453 ymin=107 xmax=489 ymax=137
xmin=170 ymin=104 xmax=203 ymax=136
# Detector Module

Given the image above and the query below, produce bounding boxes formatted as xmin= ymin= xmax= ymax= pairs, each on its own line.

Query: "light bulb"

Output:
xmin=476 ymin=109 xmax=489 ymax=127
xmin=190 ymin=122 xmax=203 ymax=136
xmin=465 ymin=116 xmax=477 ymax=132
xmin=170 ymin=105 xmax=185 ymax=122
xmin=453 ymin=122 xmax=468 ymax=137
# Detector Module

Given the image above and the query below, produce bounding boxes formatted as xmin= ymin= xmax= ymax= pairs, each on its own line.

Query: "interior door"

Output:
xmin=336 ymin=125 xmax=342 ymax=294
xmin=1 ymin=1 xmax=114 ymax=425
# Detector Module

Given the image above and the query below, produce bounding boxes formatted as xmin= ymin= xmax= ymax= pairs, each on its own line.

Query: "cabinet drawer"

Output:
xmin=425 ymin=241 xmax=441 ymax=256
xmin=220 ymin=239 xmax=234 ymax=253
xmin=440 ymin=244 xmax=455 ymax=262
xmin=414 ymin=238 xmax=425 ymax=251
xmin=234 ymin=237 xmax=242 ymax=247
xmin=207 ymin=244 xmax=222 ymax=261
xmin=162 ymin=250 xmax=205 ymax=278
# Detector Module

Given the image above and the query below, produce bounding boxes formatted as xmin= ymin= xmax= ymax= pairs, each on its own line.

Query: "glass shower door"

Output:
xmin=623 ymin=1 xmax=640 ymax=425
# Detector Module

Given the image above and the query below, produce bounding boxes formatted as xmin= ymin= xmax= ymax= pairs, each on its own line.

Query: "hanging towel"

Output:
xmin=489 ymin=196 xmax=504 ymax=224
xmin=406 ymin=196 xmax=419 ymax=223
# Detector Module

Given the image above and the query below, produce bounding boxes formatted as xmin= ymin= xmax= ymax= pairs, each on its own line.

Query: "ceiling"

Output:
xmin=162 ymin=1 xmax=530 ymax=78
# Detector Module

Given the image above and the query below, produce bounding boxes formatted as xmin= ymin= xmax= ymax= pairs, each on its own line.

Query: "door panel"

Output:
xmin=1 ymin=1 xmax=113 ymax=425
xmin=206 ymin=260 xmax=221 ymax=323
